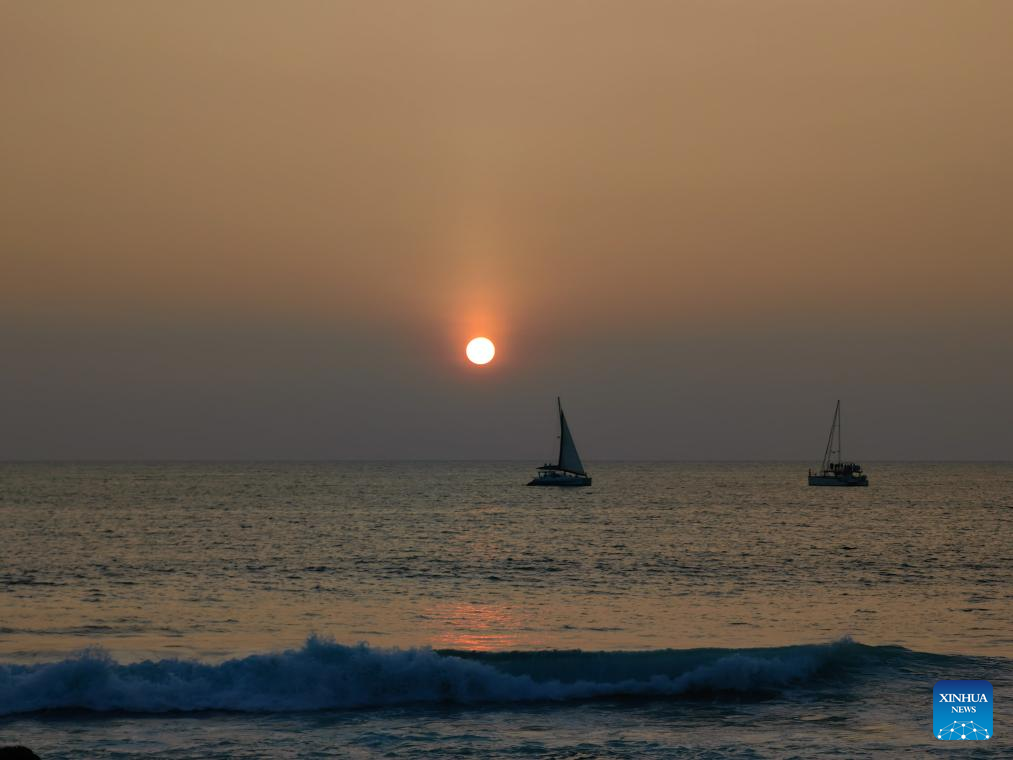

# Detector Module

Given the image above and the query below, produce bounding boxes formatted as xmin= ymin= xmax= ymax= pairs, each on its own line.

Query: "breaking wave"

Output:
xmin=0 ymin=636 xmax=922 ymax=716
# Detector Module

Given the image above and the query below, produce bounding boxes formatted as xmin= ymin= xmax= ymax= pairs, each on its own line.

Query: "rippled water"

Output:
xmin=1 ymin=462 xmax=1010 ymax=757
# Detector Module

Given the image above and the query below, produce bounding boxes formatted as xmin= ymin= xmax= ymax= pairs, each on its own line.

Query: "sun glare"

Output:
xmin=466 ymin=337 xmax=495 ymax=365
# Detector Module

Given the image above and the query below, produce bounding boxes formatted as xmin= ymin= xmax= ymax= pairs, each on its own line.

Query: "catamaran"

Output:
xmin=808 ymin=400 xmax=869 ymax=487
xmin=527 ymin=397 xmax=592 ymax=487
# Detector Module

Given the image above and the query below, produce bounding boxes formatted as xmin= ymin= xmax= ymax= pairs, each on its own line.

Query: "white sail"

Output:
xmin=557 ymin=399 xmax=586 ymax=475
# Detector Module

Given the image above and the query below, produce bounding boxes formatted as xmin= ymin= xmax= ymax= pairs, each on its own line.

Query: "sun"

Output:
xmin=466 ymin=336 xmax=495 ymax=365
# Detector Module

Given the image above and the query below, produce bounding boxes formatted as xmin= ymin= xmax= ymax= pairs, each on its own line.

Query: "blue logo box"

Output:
xmin=934 ymin=680 xmax=992 ymax=740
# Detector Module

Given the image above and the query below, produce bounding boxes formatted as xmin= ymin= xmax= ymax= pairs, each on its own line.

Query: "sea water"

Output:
xmin=1 ymin=462 xmax=1010 ymax=757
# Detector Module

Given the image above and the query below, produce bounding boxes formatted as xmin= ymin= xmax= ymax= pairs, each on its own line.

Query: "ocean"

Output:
xmin=1 ymin=462 xmax=1010 ymax=758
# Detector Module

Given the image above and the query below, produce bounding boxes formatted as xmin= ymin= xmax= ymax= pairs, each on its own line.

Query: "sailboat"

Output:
xmin=527 ymin=397 xmax=592 ymax=487
xmin=808 ymin=400 xmax=869 ymax=487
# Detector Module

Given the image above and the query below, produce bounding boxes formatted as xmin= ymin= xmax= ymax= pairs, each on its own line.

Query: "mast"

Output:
xmin=838 ymin=400 xmax=843 ymax=464
xmin=556 ymin=396 xmax=564 ymax=469
xmin=821 ymin=400 xmax=840 ymax=471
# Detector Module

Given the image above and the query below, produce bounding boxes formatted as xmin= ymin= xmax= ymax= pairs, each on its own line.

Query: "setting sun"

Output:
xmin=466 ymin=337 xmax=495 ymax=365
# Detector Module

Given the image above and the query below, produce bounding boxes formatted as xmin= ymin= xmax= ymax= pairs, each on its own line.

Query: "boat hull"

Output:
xmin=808 ymin=475 xmax=868 ymax=487
xmin=527 ymin=474 xmax=592 ymax=487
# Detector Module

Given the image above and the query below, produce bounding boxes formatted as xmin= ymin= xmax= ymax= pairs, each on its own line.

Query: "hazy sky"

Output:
xmin=2 ymin=1 xmax=1011 ymax=460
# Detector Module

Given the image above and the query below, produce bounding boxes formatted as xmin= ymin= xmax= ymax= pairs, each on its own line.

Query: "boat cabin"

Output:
xmin=832 ymin=462 xmax=863 ymax=476
xmin=536 ymin=467 xmax=582 ymax=479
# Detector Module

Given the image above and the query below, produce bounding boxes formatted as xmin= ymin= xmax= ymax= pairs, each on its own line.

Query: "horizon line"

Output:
xmin=1 ymin=458 xmax=1010 ymax=465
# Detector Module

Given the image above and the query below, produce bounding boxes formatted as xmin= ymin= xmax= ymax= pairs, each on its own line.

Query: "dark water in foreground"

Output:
xmin=1 ymin=462 xmax=1010 ymax=757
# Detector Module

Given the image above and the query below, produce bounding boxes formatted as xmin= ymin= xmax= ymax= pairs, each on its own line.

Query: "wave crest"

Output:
xmin=1 ymin=636 xmax=866 ymax=716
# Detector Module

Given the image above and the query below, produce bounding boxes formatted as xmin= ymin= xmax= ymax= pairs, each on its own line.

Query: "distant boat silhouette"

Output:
xmin=808 ymin=400 xmax=868 ymax=487
xmin=527 ymin=397 xmax=592 ymax=487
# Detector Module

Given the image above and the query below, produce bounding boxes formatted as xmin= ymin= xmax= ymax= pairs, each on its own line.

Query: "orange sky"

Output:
xmin=1 ymin=2 xmax=1011 ymax=458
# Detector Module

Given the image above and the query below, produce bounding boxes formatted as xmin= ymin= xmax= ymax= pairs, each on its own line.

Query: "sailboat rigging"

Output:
xmin=527 ymin=397 xmax=592 ymax=487
xmin=808 ymin=400 xmax=869 ymax=487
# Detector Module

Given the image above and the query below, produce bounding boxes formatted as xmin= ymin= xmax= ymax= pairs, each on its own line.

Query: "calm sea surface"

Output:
xmin=1 ymin=462 xmax=1010 ymax=757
